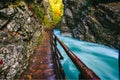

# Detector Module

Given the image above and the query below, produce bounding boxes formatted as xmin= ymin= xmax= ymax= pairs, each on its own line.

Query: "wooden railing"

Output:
xmin=50 ymin=32 xmax=66 ymax=79
xmin=51 ymin=33 xmax=100 ymax=80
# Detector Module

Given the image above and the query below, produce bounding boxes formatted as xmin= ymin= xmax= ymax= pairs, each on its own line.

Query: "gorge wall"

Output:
xmin=61 ymin=0 xmax=120 ymax=49
xmin=0 ymin=0 xmax=63 ymax=79
xmin=0 ymin=1 xmax=42 ymax=79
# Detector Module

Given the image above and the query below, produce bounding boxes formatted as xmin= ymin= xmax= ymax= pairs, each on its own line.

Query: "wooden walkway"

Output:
xmin=20 ymin=30 xmax=56 ymax=79
xmin=20 ymin=29 xmax=100 ymax=80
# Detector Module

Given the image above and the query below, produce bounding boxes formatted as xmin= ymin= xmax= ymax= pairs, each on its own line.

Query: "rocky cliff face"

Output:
xmin=61 ymin=0 xmax=120 ymax=49
xmin=0 ymin=1 xmax=42 ymax=79
xmin=0 ymin=0 xmax=63 ymax=79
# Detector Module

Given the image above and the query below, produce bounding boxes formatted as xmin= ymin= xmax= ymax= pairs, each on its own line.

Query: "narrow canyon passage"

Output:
xmin=0 ymin=0 xmax=119 ymax=79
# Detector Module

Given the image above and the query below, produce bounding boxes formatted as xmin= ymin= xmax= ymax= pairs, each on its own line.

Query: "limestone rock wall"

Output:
xmin=61 ymin=0 xmax=120 ymax=49
xmin=0 ymin=1 xmax=42 ymax=79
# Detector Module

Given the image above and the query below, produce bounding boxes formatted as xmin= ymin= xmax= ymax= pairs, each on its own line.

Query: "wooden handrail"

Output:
xmin=53 ymin=34 xmax=100 ymax=80
xmin=52 ymin=42 xmax=64 ymax=59
xmin=50 ymin=32 xmax=66 ymax=80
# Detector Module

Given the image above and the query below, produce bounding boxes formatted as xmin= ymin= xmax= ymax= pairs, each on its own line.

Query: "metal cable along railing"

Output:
xmin=51 ymin=33 xmax=100 ymax=80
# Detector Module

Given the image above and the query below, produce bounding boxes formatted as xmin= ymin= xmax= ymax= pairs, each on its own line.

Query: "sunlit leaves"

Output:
xmin=49 ymin=0 xmax=64 ymax=26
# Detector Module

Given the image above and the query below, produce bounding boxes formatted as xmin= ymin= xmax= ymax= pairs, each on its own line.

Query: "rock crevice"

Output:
xmin=60 ymin=0 xmax=120 ymax=49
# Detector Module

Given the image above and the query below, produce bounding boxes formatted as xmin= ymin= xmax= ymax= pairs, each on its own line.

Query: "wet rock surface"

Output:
xmin=61 ymin=0 xmax=120 ymax=49
xmin=0 ymin=1 xmax=42 ymax=79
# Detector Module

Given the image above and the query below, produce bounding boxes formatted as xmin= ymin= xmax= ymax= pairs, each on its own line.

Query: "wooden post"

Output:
xmin=51 ymin=32 xmax=66 ymax=79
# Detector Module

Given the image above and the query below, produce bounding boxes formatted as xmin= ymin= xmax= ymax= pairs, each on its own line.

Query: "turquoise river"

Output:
xmin=54 ymin=30 xmax=119 ymax=80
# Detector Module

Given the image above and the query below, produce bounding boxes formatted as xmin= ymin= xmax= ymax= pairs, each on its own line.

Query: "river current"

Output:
xmin=54 ymin=30 xmax=119 ymax=80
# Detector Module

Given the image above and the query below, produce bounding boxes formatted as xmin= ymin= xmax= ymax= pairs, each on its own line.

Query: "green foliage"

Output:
xmin=27 ymin=0 xmax=64 ymax=29
xmin=32 ymin=4 xmax=44 ymax=20
xmin=36 ymin=33 xmax=43 ymax=46
xmin=43 ymin=16 xmax=51 ymax=28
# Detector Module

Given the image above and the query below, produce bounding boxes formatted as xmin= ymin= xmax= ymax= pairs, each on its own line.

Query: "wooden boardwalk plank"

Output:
xmin=20 ymin=31 xmax=56 ymax=79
